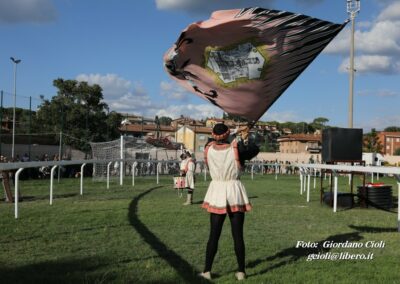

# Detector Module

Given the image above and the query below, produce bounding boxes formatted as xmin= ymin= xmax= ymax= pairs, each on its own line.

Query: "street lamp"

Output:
xmin=10 ymin=57 xmax=21 ymax=159
xmin=81 ymin=100 xmax=89 ymax=158
xmin=346 ymin=0 xmax=360 ymax=128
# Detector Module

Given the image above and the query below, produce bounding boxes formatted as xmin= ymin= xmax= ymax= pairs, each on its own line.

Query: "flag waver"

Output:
xmin=164 ymin=7 xmax=347 ymax=122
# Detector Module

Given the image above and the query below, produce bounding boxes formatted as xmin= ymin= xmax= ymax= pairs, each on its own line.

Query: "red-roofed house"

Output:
xmin=377 ymin=132 xmax=400 ymax=155
xmin=277 ymin=134 xmax=322 ymax=154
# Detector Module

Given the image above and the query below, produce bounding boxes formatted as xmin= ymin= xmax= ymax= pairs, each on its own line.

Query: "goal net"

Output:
xmin=90 ymin=136 xmax=182 ymax=180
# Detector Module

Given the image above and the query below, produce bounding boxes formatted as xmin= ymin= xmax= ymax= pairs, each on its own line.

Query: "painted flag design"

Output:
xmin=164 ymin=7 xmax=347 ymax=122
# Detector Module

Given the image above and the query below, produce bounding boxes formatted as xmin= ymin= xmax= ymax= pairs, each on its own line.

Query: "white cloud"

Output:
xmin=327 ymin=18 xmax=400 ymax=56
xmin=260 ymin=111 xmax=301 ymax=122
xmin=107 ymin=94 xmax=155 ymax=112
xmin=160 ymin=80 xmax=189 ymax=101
xmin=338 ymin=55 xmax=400 ymax=74
xmin=358 ymin=114 xmax=400 ymax=131
xmin=0 ymin=0 xmax=57 ymax=24
xmin=76 ymin=73 xmax=163 ymax=115
xmin=75 ymin=73 xmax=221 ymax=119
xmin=76 ymin=73 xmax=137 ymax=98
xmin=156 ymin=104 xmax=223 ymax=120
xmin=357 ymin=21 xmax=372 ymax=29
xmin=326 ymin=1 xmax=400 ymax=74
xmin=377 ymin=1 xmax=400 ymax=21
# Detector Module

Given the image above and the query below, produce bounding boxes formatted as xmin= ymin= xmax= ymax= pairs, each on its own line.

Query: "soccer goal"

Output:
xmin=90 ymin=136 xmax=182 ymax=181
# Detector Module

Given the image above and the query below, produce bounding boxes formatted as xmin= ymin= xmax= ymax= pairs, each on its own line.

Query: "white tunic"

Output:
xmin=185 ymin=158 xmax=195 ymax=189
xmin=202 ymin=141 xmax=252 ymax=214
xmin=180 ymin=159 xmax=187 ymax=172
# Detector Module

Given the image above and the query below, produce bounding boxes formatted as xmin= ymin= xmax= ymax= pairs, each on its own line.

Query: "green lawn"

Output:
xmin=0 ymin=173 xmax=399 ymax=283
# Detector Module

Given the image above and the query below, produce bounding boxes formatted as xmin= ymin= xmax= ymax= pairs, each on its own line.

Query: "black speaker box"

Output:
xmin=322 ymin=128 xmax=363 ymax=162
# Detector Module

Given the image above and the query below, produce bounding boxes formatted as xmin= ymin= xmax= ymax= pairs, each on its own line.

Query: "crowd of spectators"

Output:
xmin=0 ymin=153 xmax=82 ymax=180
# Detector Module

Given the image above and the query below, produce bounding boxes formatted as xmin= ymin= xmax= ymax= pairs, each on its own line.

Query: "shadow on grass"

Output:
xmin=247 ymin=230 xmax=364 ymax=276
xmin=248 ymin=222 xmax=399 ymax=277
xmin=248 ymin=196 xmax=259 ymax=199
xmin=0 ymin=257 xmax=121 ymax=284
xmin=21 ymin=193 xmax=79 ymax=202
xmin=322 ymin=193 xmax=397 ymax=213
xmin=128 ymin=186 xmax=209 ymax=283
xmin=349 ymin=225 xmax=398 ymax=233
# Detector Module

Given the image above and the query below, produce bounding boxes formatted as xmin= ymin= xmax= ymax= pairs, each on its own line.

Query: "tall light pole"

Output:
xmin=347 ymin=0 xmax=360 ymax=128
xmin=10 ymin=57 xmax=21 ymax=159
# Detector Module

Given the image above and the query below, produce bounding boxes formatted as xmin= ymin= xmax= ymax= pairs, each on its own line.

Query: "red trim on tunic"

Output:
xmin=212 ymin=129 xmax=230 ymax=141
xmin=184 ymin=158 xmax=194 ymax=173
xmin=212 ymin=143 xmax=231 ymax=150
xmin=202 ymin=202 xmax=252 ymax=214
xmin=204 ymin=141 xmax=216 ymax=167
xmin=231 ymin=140 xmax=242 ymax=170
xmin=204 ymin=140 xmax=242 ymax=171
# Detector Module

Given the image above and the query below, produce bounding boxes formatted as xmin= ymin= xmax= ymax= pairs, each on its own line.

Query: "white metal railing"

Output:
xmin=4 ymin=159 xmax=399 ymax=229
xmin=296 ymin=163 xmax=400 ymax=232
xmin=0 ymin=158 xmax=181 ymax=219
xmin=3 ymin=158 xmax=268 ymax=219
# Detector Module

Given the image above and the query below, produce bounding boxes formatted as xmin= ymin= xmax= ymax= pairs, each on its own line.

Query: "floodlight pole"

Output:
xmin=10 ymin=57 xmax=21 ymax=159
xmin=347 ymin=0 xmax=360 ymax=128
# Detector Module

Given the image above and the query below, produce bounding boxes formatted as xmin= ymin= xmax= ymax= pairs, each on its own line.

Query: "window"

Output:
xmin=387 ymin=145 xmax=390 ymax=149
xmin=199 ymin=135 xmax=206 ymax=141
xmin=397 ymin=138 xmax=400 ymax=142
xmin=199 ymin=146 xmax=204 ymax=151
xmin=387 ymin=137 xmax=391 ymax=142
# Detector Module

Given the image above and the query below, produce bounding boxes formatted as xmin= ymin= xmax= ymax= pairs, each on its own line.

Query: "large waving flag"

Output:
xmin=164 ymin=7 xmax=347 ymax=122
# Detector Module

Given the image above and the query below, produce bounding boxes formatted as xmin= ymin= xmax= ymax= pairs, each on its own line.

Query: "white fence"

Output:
xmin=2 ymin=159 xmax=400 ymax=231
xmin=1 ymin=158 xmax=211 ymax=219
xmin=295 ymin=163 xmax=400 ymax=231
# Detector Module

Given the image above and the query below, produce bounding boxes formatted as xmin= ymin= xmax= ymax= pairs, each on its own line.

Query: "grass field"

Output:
xmin=1 ymin=173 xmax=399 ymax=284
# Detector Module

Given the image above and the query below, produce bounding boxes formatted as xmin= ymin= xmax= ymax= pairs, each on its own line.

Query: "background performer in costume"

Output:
xmin=179 ymin=153 xmax=187 ymax=177
xmin=199 ymin=123 xmax=259 ymax=281
xmin=183 ymin=151 xmax=195 ymax=205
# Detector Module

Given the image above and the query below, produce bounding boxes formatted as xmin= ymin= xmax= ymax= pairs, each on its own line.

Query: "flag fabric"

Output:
xmin=164 ymin=7 xmax=347 ymax=122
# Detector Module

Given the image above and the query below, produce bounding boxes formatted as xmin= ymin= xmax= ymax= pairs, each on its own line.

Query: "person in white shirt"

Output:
xmin=183 ymin=151 xmax=195 ymax=205
xmin=199 ymin=123 xmax=259 ymax=281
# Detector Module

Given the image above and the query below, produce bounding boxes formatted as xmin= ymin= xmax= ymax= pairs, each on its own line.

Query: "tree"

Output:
xmin=1 ymin=107 xmax=39 ymax=135
xmin=158 ymin=116 xmax=172 ymax=126
xmin=384 ymin=126 xmax=400 ymax=132
xmin=106 ymin=110 xmax=123 ymax=139
xmin=222 ymin=112 xmax=248 ymax=122
xmin=279 ymin=121 xmax=314 ymax=134
xmin=363 ymin=128 xmax=383 ymax=153
xmin=259 ymin=131 xmax=279 ymax=152
xmin=311 ymin=117 xmax=329 ymax=131
xmin=36 ymin=78 xmax=122 ymax=151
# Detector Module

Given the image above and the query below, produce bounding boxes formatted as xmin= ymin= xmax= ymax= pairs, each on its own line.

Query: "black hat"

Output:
xmin=212 ymin=123 xmax=230 ymax=141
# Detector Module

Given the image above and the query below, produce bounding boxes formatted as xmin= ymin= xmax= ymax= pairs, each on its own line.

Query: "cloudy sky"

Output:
xmin=0 ymin=0 xmax=399 ymax=130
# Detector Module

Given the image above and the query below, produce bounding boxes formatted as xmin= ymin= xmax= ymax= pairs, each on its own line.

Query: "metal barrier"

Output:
xmin=0 ymin=158 xmax=172 ymax=219
xmin=295 ymin=163 xmax=400 ymax=232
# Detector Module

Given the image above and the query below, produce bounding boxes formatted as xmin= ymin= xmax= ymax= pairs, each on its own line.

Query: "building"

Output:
xmin=277 ymin=134 xmax=321 ymax=154
xmin=176 ymin=125 xmax=212 ymax=152
xmin=377 ymin=132 xmax=400 ymax=155
xmin=281 ymin=128 xmax=292 ymax=135
xmin=205 ymin=117 xmax=236 ymax=128
xmin=119 ymin=120 xmax=213 ymax=152
xmin=171 ymin=117 xmax=204 ymax=128
xmin=119 ymin=114 xmax=272 ymax=153
xmin=120 ymin=124 xmax=176 ymax=139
